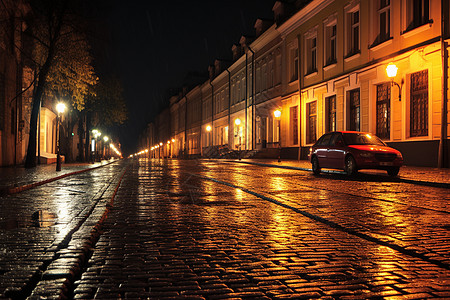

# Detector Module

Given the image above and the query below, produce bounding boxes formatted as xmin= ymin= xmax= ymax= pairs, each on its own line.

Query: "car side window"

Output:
xmin=330 ymin=133 xmax=344 ymax=146
xmin=318 ymin=133 xmax=332 ymax=146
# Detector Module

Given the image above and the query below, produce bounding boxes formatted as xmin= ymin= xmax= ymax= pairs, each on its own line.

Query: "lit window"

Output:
xmin=410 ymin=70 xmax=428 ymax=137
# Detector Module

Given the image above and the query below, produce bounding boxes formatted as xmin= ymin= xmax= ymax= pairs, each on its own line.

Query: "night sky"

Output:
xmin=102 ymin=0 xmax=276 ymax=155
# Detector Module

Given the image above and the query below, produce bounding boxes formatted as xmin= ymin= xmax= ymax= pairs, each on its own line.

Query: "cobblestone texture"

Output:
xmin=71 ymin=159 xmax=450 ymax=299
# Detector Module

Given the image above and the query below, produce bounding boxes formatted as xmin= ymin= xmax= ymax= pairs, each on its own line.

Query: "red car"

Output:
xmin=309 ymin=131 xmax=403 ymax=176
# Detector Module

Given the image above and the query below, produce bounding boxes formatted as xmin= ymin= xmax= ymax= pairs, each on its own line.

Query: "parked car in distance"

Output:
xmin=309 ymin=131 xmax=403 ymax=176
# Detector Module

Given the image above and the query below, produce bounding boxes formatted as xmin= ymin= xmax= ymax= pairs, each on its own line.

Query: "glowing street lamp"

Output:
xmin=274 ymin=109 xmax=281 ymax=162
xmin=55 ymin=102 xmax=66 ymax=171
xmin=386 ymin=63 xmax=404 ymax=101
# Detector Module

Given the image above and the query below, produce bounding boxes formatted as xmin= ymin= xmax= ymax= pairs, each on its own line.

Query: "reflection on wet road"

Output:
xmin=74 ymin=158 xmax=449 ymax=299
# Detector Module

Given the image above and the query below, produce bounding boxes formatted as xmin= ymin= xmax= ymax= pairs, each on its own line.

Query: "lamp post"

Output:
xmin=103 ymin=136 xmax=109 ymax=160
xmin=55 ymin=102 xmax=66 ymax=171
xmin=92 ymin=130 xmax=101 ymax=162
xmin=171 ymin=138 xmax=175 ymax=158
xmin=274 ymin=109 xmax=281 ymax=162
xmin=159 ymin=142 xmax=163 ymax=159
xmin=235 ymin=118 xmax=242 ymax=160
xmin=386 ymin=63 xmax=404 ymax=101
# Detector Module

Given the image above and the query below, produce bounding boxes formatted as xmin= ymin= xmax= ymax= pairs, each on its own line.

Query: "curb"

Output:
xmin=228 ymin=160 xmax=450 ymax=189
xmin=3 ymin=160 xmax=120 ymax=195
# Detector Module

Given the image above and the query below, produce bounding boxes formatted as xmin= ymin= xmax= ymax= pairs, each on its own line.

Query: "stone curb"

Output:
xmin=228 ymin=160 xmax=450 ymax=189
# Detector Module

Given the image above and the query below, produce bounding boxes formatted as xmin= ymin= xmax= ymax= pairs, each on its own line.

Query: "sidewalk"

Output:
xmin=229 ymin=159 xmax=450 ymax=188
xmin=0 ymin=159 xmax=118 ymax=194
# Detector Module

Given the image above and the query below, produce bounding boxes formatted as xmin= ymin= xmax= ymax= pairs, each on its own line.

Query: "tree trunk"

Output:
xmin=78 ymin=111 xmax=85 ymax=162
xmin=24 ymin=59 xmax=53 ymax=168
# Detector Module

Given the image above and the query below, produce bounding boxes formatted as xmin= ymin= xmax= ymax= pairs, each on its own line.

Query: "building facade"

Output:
xmin=140 ymin=0 xmax=450 ymax=167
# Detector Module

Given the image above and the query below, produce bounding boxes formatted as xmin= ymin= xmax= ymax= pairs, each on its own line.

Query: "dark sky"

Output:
xmin=102 ymin=0 xmax=276 ymax=155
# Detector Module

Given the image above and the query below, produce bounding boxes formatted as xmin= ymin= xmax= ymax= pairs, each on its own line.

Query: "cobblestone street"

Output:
xmin=72 ymin=159 xmax=449 ymax=299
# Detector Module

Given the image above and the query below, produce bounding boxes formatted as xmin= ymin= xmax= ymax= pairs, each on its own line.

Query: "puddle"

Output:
xmin=31 ymin=210 xmax=57 ymax=227
xmin=0 ymin=210 xmax=57 ymax=230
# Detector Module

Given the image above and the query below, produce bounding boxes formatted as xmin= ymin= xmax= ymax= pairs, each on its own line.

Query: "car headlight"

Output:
xmin=359 ymin=152 xmax=374 ymax=158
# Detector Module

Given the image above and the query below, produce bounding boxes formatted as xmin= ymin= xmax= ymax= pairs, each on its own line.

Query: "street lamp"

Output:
xmin=235 ymin=118 xmax=242 ymax=160
xmin=159 ymin=142 xmax=163 ymax=159
xmin=92 ymin=130 xmax=101 ymax=162
xmin=386 ymin=63 xmax=404 ymax=101
xmin=55 ymin=102 xmax=66 ymax=171
xmin=274 ymin=109 xmax=281 ymax=162
xmin=103 ymin=136 xmax=109 ymax=159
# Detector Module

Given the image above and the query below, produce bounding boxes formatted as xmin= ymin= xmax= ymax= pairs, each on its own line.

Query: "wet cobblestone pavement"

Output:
xmin=0 ymin=161 xmax=128 ymax=299
xmin=70 ymin=159 xmax=449 ymax=299
xmin=0 ymin=160 xmax=117 ymax=194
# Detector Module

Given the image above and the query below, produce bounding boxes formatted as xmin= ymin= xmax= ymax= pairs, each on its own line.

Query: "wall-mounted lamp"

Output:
xmin=386 ymin=63 xmax=404 ymax=101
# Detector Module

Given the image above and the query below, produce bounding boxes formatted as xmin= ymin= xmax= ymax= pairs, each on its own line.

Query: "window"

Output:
xmin=275 ymin=53 xmax=282 ymax=84
xmin=378 ymin=0 xmax=390 ymax=42
xmin=376 ymin=83 xmax=391 ymax=139
xmin=410 ymin=70 xmax=428 ymax=137
xmin=346 ymin=5 xmax=360 ymax=57
xmin=273 ymin=117 xmax=279 ymax=142
xmin=268 ymin=58 xmax=274 ymax=88
xmin=306 ymin=36 xmax=317 ymax=74
xmin=348 ymin=89 xmax=360 ymax=131
xmin=290 ymin=47 xmax=299 ymax=82
xmin=290 ymin=106 xmax=298 ymax=145
xmin=306 ymin=102 xmax=317 ymax=144
xmin=326 ymin=95 xmax=336 ymax=132
xmin=406 ymin=0 xmax=430 ymax=32
xmin=325 ymin=23 xmax=337 ymax=66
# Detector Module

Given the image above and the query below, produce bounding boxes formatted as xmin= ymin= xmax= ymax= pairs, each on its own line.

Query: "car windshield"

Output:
xmin=342 ymin=133 xmax=386 ymax=146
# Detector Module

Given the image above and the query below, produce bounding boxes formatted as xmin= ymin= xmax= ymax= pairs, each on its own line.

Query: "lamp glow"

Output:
xmin=274 ymin=109 xmax=281 ymax=118
xmin=386 ymin=63 xmax=398 ymax=78
xmin=235 ymin=118 xmax=241 ymax=126
xmin=56 ymin=102 xmax=66 ymax=114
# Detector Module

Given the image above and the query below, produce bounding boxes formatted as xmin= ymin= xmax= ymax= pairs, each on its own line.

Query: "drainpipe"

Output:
xmin=247 ymin=45 xmax=255 ymax=150
xmin=297 ymin=34 xmax=303 ymax=161
xmin=184 ymin=94 xmax=188 ymax=158
xmin=200 ymin=89 xmax=203 ymax=157
xmin=226 ymin=69 xmax=231 ymax=148
xmin=209 ymin=81 xmax=214 ymax=147
xmin=439 ymin=0 xmax=449 ymax=168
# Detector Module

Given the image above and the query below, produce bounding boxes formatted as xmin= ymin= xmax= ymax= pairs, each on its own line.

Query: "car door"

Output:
xmin=316 ymin=133 xmax=333 ymax=168
xmin=327 ymin=132 xmax=346 ymax=169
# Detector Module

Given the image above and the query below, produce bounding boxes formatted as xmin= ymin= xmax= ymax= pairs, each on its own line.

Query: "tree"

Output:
xmin=92 ymin=76 xmax=127 ymax=127
xmin=24 ymin=0 xmax=96 ymax=167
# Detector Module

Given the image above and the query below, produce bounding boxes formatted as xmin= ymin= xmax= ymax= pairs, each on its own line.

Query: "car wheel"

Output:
xmin=344 ymin=155 xmax=357 ymax=176
xmin=387 ymin=167 xmax=400 ymax=177
xmin=312 ymin=156 xmax=321 ymax=175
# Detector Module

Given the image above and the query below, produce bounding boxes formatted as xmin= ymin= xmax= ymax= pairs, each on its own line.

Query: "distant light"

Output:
xmin=206 ymin=125 xmax=212 ymax=132
xmin=159 ymin=142 xmax=163 ymax=146
xmin=71 ymin=132 xmax=74 ymax=136
xmin=235 ymin=118 xmax=241 ymax=126
xmin=386 ymin=63 xmax=398 ymax=78
xmin=171 ymin=138 xmax=175 ymax=142
xmin=103 ymin=136 xmax=109 ymax=142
